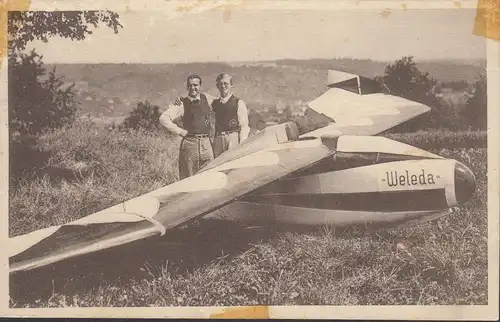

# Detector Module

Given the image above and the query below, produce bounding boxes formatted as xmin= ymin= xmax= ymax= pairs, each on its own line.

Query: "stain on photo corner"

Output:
xmin=474 ymin=0 xmax=500 ymax=40
xmin=211 ymin=306 xmax=270 ymax=319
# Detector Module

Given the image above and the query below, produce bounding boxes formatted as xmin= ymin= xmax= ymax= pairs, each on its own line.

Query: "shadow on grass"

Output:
xmin=9 ymin=219 xmax=282 ymax=305
xmin=10 ymin=135 xmax=85 ymax=187
xmin=9 ymin=135 xmax=51 ymax=186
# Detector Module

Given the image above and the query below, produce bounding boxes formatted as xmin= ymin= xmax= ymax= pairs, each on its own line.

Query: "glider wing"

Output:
xmin=10 ymin=123 xmax=333 ymax=273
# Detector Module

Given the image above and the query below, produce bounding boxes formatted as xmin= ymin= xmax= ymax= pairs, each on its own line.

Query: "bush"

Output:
xmin=121 ymin=100 xmax=162 ymax=131
xmin=8 ymin=50 xmax=78 ymax=135
xmin=462 ymin=74 xmax=487 ymax=130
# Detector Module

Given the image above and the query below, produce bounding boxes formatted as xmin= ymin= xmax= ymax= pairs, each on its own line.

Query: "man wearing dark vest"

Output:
xmin=212 ymin=73 xmax=250 ymax=157
xmin=159 ymin=75 xmax=215 ymax=179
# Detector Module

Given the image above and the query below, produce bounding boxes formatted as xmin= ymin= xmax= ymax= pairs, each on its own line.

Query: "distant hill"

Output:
xmin=271 ymin=58 xmax=486 ymax=82
xmin=45 ymin=58 xmax=486 ymax=119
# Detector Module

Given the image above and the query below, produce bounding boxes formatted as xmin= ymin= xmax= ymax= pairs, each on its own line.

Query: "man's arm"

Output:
xmin=159 ymin=103 xmax=188 ymax=137
xmin=237 ymin=100 xmax=250 ymax=142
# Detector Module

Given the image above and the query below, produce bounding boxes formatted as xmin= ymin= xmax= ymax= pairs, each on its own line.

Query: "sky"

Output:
xmin=26 ymin=7 xmax=486 ymax=63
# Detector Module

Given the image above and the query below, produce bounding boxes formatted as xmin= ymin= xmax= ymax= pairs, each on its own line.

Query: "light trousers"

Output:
xmin=213 ymin=132 xmax=240 ymax=157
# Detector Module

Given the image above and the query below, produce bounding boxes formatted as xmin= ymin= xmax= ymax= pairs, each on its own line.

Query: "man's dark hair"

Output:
xmin=187 ymin=74 xmax=202 ymax=85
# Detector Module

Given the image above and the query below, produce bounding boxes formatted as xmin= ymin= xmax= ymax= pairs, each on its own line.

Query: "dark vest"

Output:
xmin=213 ymin=95 xmax=240 ymax=132
xmin=182 ymin=94 xmax=211 ymax=134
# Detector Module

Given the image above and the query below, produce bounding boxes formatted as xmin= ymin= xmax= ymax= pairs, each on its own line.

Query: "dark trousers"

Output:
xmin=179 ymin=136 xmax=214 ymax=179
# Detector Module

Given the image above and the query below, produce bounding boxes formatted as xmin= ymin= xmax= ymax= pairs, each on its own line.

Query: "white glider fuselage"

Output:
xmin=204 ymin=131 xmax=476 ymax=227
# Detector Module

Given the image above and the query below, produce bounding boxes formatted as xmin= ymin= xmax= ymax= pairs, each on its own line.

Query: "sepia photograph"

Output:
xmin=2 ymin=0 xmax=498 ymax=319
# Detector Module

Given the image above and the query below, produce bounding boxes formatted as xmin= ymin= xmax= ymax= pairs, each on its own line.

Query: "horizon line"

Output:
xmin=41 ymin=57 xmax=487 ymax=65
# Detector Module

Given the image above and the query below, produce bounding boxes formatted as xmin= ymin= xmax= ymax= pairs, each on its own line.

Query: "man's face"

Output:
xmin=216 ymin=76 xmax=232 ymax=97
xmin=187 ymin=78 xmax=201 ymax=97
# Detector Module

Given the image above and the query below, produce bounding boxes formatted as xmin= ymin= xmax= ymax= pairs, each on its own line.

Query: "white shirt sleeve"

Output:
xmin=237 ymin=99 xmax=250 ymax=141
xmin=159 ymin=102 xmax=188 ymax=137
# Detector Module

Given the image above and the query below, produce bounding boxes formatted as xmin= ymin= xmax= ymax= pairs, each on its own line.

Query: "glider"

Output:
xmin=9 ymin=70 xmax=476 ymax=274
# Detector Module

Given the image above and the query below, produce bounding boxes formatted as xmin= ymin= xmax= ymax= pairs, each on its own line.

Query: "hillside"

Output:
xmin=45 ymin=58 xmax=486 ymax=120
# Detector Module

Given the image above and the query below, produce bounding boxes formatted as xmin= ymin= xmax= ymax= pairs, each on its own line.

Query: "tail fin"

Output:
xmin=302 ymin=70 xmax=431 ymax=137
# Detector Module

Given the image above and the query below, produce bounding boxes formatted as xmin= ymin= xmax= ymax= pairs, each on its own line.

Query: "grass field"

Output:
xmin=9 ymin=121 xmax=488 ymax=307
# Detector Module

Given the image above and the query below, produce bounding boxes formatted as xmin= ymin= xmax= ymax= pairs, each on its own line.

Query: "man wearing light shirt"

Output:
xmin=159 ymin=74 xmax=215 ymax=179
xmin=212 ymin=73 xmax=250 ymax=157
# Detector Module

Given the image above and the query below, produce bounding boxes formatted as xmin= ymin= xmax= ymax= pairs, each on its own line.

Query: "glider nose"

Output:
xmin=454 ymin=161 xmax=476 ymax=205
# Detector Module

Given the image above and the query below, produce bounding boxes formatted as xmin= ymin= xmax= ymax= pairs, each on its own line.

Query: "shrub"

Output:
xmin=8 ymin=50 xmax=78 ymax=135
xmin=121 ymin=100 xmax=162 ymax=131
xmin=461 ymin=74 xmax=487 ymax=130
